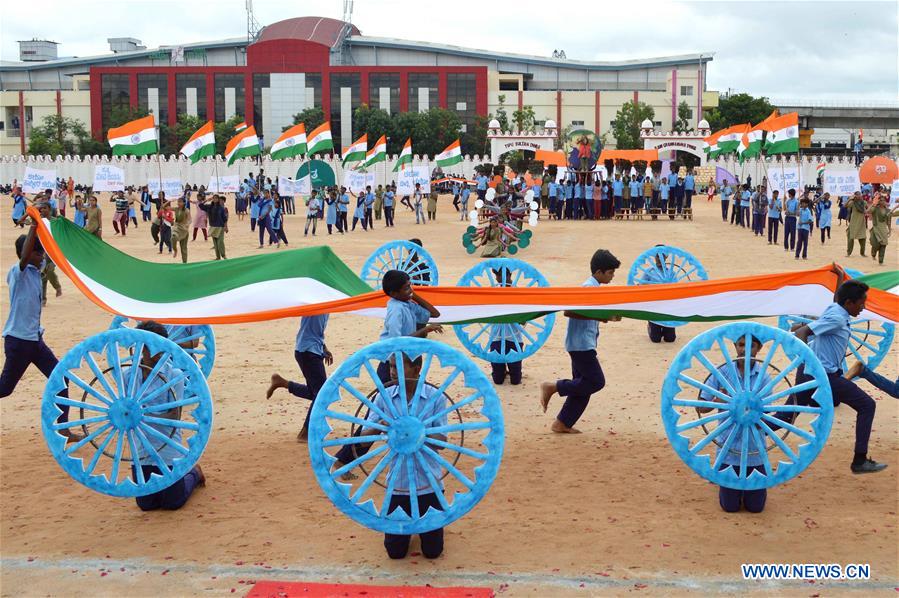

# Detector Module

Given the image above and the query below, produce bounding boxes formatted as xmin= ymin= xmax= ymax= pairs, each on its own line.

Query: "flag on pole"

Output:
xmin=307 ymin=122 xmax=334 ymax=156
xmin=342 ymin=134 xmax=367 ymax=166
xmin=363 ymin=135 xmax=387 ymax=168
xmin=179 ymin=120 xmax=216 ymax=164
xmin=270 ymin=123 xmax=307 ymax=160
xmin=816 ymin=162 xmax=826 ymax=177
xmin=234 ymin=120 xmax=248 ymax=132
xmin=763 ymin=112 xmax=800 ymax=155
xmin=392 ymin=138 xmax=413 ymax=172
xmin=224 ymin=126 xmax=261 ymax=166
xmin=107 ymin=116 xmax=159 ymax=156
xmin=435 ymin=139 xmax=463 ymax=168
xmin=702 ymin=129 xmax=722 ymax=157
xmin=714 ymin=124 xmax=745 ymax=156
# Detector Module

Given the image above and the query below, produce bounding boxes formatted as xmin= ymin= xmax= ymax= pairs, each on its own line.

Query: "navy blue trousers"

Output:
xmin=647 ymin=322 xmax=676 ymax=343
xmin=767 ymin=217 xmax=780 ymax=244
xmin=719 ymin=465 xmax=767 ymax=513
xmin=783 ymin=216 xmax=797 ymax=250
xmin=720 ymin=200 xmax=730 ymax=221
xmin=490 ymin=340 xmax=522 ymax=385
xmin=385 ymin=492 xmax=444 ymax=559
xmin=287 ymin=350 xmax=328 ymax=430
xmin=133 ymin=465 xmax=201 ymax=511
xmin=795 ymin=367 xmax=875 ymax=455
xmin=0 ymin=335 xmax=69 ymax=422
xmin=795 ymin=229 xmax=809 ymax=258
xmin=556 ymin=350 xmax=605 ymax=428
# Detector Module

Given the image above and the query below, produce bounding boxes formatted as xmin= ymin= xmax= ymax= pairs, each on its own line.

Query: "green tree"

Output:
xmin=163 ymin=114 xmax=207 ymax=156
xmin=422 ymin=108 xmax=462 ymax=157
xmin=512 ymin=104 xmax=536 ymax=133
xmin=352 ymin=104 xmax=393 ymax=150
xmin=612 ymin=100 xmax=655 ymax=149
xmin=290 ymin=107 xmax=326 ymax=131
xmin=705 ymin=93 xmax=776 ymax=131
xmin=464 ymin=114 xmax=489 ymax=158
xmin=215 ymin=115 xmax=249 ymax=156
xmin=674 ymin=100 xmax=692 ymax=133
xmin=28 ymin=114 xmax=112 ymax=157
xmin=492 ymin=94 xmax=510 ymax=131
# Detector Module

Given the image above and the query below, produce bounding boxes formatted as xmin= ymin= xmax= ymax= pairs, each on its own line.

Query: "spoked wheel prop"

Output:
xmin=661 ymin=322 xmax=833 ymax=490
xmin=627 ymin=245 xmax=709 ymax=328
xmin=777 ymin=269 xmax=894 ymax=374
xmin=42 ymin=328 xmax=213 ymax=497
xmin=453 ymin=258 xmax=556 ymax=364
xmin=308 ymin=338 xmax=504 ymax=534
xmin=360 ymin=240 xmax=439 ymax=289
xmin=109 ymin=316 xmax=216 ymax=379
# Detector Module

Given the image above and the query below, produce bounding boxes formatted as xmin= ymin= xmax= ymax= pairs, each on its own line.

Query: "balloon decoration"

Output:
xmin=461 ymin=188 xmax=539 ymax=255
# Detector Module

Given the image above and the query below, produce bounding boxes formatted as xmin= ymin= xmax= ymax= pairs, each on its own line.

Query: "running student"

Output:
xmin=540 ymin=249 xmax=620 ymax=433
xmin=305 ymin=190 xmax=320 ymax=236
xmin=266 ymin=314 xmax=334 ymax=442
xmin=792 ymin=280 xmax=886 ymax=474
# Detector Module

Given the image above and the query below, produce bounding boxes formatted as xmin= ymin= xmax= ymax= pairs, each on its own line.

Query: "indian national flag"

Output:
xmin=270 ymin=123 xmax=307 ymax=160
xmin=225 ymin=126 xmax=261 ymax=166
xmin=179 ymin=121 xmax=215 ymax=164
xmin=234 ymin=120 xmax=248 ymax=132
xmin=307 ymin=122 xmax=334 ymax=156
xmin=364 ymin=135 xmax=387 ymax=167
xmin=392 ymin=138 xmax=413 ymax=172
xmin=738 ymin=123 xmax=764 ymax=161
xmin=107 ymin=116 xmax=158 ymax=157
xmin=25 ymin=207 xmax=899 ymax=326
xmin=816 ymin=162 xmax=826 ymax=177
xmin=342 ymin=134 xmax=367 ymax=166
xmin=763 ymin=112 xmax=800 ymax=155
xmin=715 ymin=125 xmax=745 ymax=156
xmin=703 ymin=130 xmax=721 ymax=156
xmin=435 ymin=139 xmax=463 ymax=167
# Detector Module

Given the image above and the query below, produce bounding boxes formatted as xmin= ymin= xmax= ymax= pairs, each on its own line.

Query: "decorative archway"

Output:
xmin=641 ymin=121 xmax=711 ymax=166
xmin=487 ymin=120 xmax=558 ymax=165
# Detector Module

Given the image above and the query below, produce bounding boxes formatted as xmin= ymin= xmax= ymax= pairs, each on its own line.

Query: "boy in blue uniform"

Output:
xmin=539 ymin=249 xmax=620 ymax=433
xmin=684 ymin=171 xmax=695 ymax=209
xmin=383 ymin=185 xmax=395 ymax=227
xmin=612 ymin=175 xmax=624 ymax=215
xmin=794 ymin=197 xmax=813 ymax=259
xmin=738 ymin=185 xmax=751 ymax=227
xmin=720 ymin=183 xmax=732 ymax=222
xmin=266 ymin=315 xmax=334 ymax=442
xmin=459 ymin=184 xmax=471 ymax=221
xmin=697 ymin=335 xmax=768 ymax=513
xmin=782 ymin=189 xmax=799 ymax=251
xmin=793 ymin=280 xmax=887 ymax=474
xmin=628 ymin=177 xmax=642 ymax=213
xmin=1 ymin=223 xmax=78 ymax=437
xmin=766 ymin=190 xmax=782 ymax=245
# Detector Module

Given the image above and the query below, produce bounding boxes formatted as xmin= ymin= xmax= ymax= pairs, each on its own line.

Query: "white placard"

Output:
xmin=396 ymin=165 xmax=431 ymax=195
xmin=344 ymin=170 xmax=377 ymax=194
xmin=206 ymin=175 xmax=240 ymax=193
xmin=889 ymin=179 xmax=899 ymax=209
xmin=147 ymin=178 xmax=184 ymax=198
xmin=21 ymin=167 xmax=57 ymax=194
xmin=766 ymin=167 xmax=803 ymax=199
xmin=822 ymin=170 xmax=860 ymax=197
xmin=278 ymin=175 xmax=311 ymax=196
xmin=92 ymin=165 xmax=125 ymax=192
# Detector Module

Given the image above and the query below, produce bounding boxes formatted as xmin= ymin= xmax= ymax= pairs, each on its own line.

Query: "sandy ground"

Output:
xmin=0 ymin=194 xmax=897 ymax=597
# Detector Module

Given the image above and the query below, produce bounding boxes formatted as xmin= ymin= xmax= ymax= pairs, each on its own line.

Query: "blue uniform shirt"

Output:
xmin=700 ymin=361 xmax=769 ymax=467
xmin=364 ymin=192 xmax=375 ymax=208
xmin=3 ymin=263 xmax=43 ymax=341
xmin=461 ymin=188 xmax=471 ymax=201
xmin=338 ymin=194 xmax=350 ymax=212
xmin=767 ymin=198 xmax=782 ymax=218
xmin=564 ymin=277 xmax=602 ymax=352
xmin=808 ymin=303 xmax=851 ymax=374
xmin=798 ymin=207 xmax=813 ymax=231
xmin=295 ymin=315 xmax=329 ymax=355
xmin=629 ymin=181 xmax=642 ymax=197
xmin=249 ymin=195 xmax=260 ymax=219
xmin=476 ymin=175 xmax=488 ymax=191
xmin=384 ymin=191 xmax=395 ymax=207
xmin=785 ymin=198 xmax=799 ymax=217
xmin=684 ymin=175 xmax=695 ymax=191
xmin=817 ymin=200 xmax=832 ymax=228
xmin=11 ymin=194 xmax=26 ymax=221
xmin=380 ymin=299 xmax=431 ymax=340
xmin=660 ymin=183 xmax=670 ymax=200
xmin=740 ymin=190 xmax=751 ymax=207
xmin=612 ymin=180 xmax=623 ymax=196
xmin=668 ymin=172 xmax=678 ymax=187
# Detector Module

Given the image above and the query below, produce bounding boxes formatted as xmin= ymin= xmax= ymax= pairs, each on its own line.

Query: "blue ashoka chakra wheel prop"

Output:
xmin=110 ymin=316 xmax=216 ymax=379
xmin=627 ymin=245 xmax=708 ymax=328
xmin=360 ymin=240 xmax=439 ymax=289
xmin=453 ymin=258 xmax=555 ymax=364
xmin=42 ymin=328 xmax=213 ymax=497
xmin=661 ymin=322 xmax=833 ymax=491
xmin=776 ymin=269 xmax=894 ymax=373
xmin=308 ymin=337 xmax=504 ymax=535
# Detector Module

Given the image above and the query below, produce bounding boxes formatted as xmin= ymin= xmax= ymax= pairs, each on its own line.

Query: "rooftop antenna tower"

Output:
xmin=338 ymin=0 xmax=356 ymax=65
xmin=246 ymin=0 xmax=261 ymax=42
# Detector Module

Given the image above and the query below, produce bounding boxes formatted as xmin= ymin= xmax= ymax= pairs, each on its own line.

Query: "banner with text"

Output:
xmin=206 ymin=175 xmax=240 ymax=193
xmin=396 ymin=165 xmax=430 ymax=195
xmin=147 ymin=178 xmax=184 ymax=198
xmin=822 ymin=170 xmax=860 ymax=197
xmin=278 ymin=175 xmax=311 ymax=196
xmin=22 ymin=167 xmax=57 ymax=193
xmin=92 ymin=165 xmax=125 ymax=192
xmin=344 ymin=170 xmax=377 ymax=194
xmin=890 ymin=179 xmax=899 ymax=208
xmin=767 ymin=167 xmax=803 ymax=198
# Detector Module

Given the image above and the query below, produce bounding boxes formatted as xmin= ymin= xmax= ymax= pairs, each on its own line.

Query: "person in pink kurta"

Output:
xmin=192 ymin=190 xmax=209 ymax=241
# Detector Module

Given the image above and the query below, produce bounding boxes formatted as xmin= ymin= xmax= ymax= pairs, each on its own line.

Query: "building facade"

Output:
xmin=0 ymin=16 xmax=718 ymax=157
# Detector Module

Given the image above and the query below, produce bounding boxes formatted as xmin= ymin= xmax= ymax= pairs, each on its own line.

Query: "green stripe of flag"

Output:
xmin=112 ymin=139 xmax=158 ymax=157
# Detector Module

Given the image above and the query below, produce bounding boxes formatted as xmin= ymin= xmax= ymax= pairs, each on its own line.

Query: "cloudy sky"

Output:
xmin=2 ymin=0 xmax=896 ymax=101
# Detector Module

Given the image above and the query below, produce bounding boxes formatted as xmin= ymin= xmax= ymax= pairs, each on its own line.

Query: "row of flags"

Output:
xmin=702 ymin=111 xmax=800 ymax=162
xmin=106 ymin=116 xmax=465 ymax=172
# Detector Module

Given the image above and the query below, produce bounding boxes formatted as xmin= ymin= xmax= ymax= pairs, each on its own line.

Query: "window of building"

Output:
xmin=329 ymin=72 xmax=361 ymax=151
xmin=176 ymin=74 xmax=207 ymax=121
xmin=137 ymin=74 xmax=168 ymax=124
xmin=101 ymin=73 xmax=130 ymax=130
xmin=369 ymin=73 xmax=400 ymax=115
xmin=499 ymin=81 xmax=519 ymax=91
xmin=214 ymin=73 xmax=245 ymax=122
xmin=408 ymin=73 xmax=439 ymax=113
xmin=447 ymin=73 xmax=476 ymax=139
xmin=654 ymin=120 xmax=662 ymax=127
xmin=680 ymin=85 xmax=693 ymax=96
